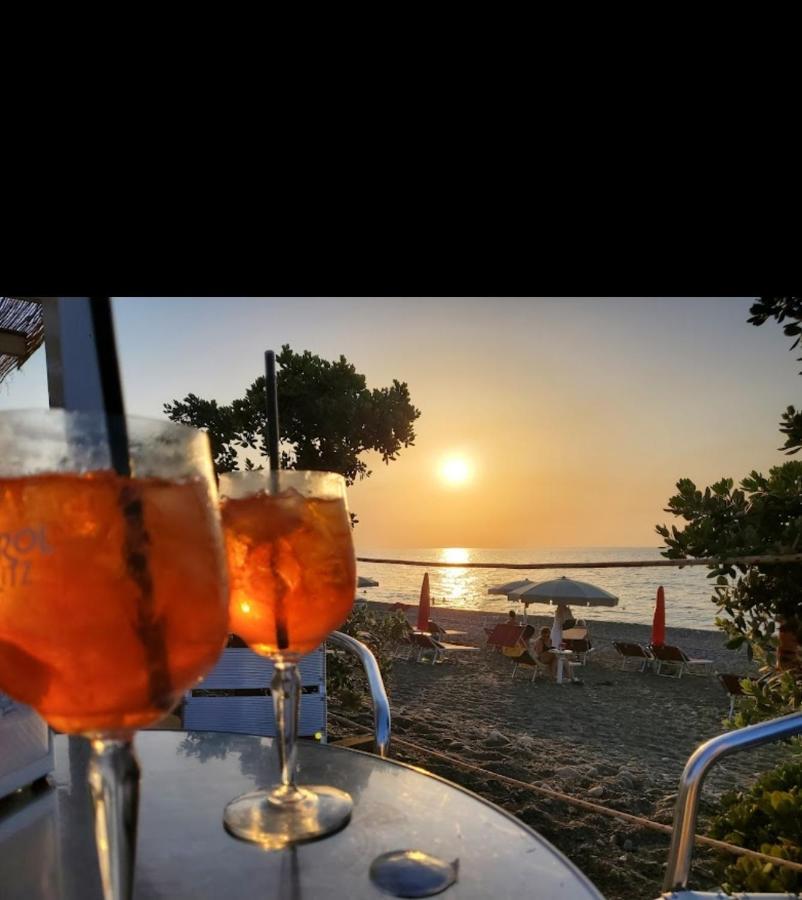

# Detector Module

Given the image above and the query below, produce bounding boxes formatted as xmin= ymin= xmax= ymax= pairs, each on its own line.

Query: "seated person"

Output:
xmin=529 ymin=626 xmax=558 ymax=680
xmin=506 ymin=609 xmax=518 ymax=625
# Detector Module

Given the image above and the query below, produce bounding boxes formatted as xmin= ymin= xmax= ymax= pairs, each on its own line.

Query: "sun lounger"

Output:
xmin=393 ymin=630 xmax=453 ymax=665
xmin=412 ymin=632 xmax=445 ymax=664
xmin=650 ymin=643 xmax=713 ymax=678
xmin=612 ymin=640 xmax=653 ymax=672
xmin=718 ymin=672 xmax=757 ymax=718
xmin=421 ymin=620 xmax=466 ymax=639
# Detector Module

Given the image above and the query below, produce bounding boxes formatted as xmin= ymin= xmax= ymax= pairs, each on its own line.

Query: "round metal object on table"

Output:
xmin=0 ymin=732 xmax=604 ymax=899
xmin=370 ymin=849 xmax=458 ymax=897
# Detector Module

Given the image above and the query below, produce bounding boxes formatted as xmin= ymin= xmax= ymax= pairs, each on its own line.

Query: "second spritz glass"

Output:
xmin=219 ymin=469 xmax=356 ymax=847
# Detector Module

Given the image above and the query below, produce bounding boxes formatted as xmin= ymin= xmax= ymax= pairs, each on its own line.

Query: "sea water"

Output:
xmin=355 ymin=547 xmax=724 ymax=630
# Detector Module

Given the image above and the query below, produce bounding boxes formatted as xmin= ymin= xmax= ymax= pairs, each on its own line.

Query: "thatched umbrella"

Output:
xmin=0 ymin=297 xmax=44 ymax=384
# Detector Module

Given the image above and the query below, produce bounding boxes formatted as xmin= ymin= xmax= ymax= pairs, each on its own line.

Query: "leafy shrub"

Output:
xmin=709 ymin=757 xmax=802 ymax=894
xmin=326 ymin=605 xmax=409 ymax=711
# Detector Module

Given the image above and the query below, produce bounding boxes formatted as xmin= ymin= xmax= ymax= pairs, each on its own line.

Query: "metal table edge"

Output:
xmin=178 ymin=730 xmax=605 ymax=898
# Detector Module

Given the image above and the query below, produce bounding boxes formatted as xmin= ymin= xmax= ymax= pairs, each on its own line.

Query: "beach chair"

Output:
xmin=562 ymin=627 xmax=595 ymax=666
xmin=486 ymin=623 xmax=525 ymax=654
xmin=501 ymin=625 xmax=535 ymax=659
xmin=411 ymin=632 xmax=480 ymax=665
xmin=650 ymin=643 xmax=713 ymax=678
xmin=510 ymin=650 xmax=549 ymax=682
xmin=612 ymin=640 xmax=653 ymax=672
xmin=414 ymin=632 xmax=446 ymax=664
xmin=392 ymin=630 xmax=448 ymax=664
xmin=718 ymin=672 xmax=756 ymax=718
xmin=423 ymin=619 xmax=447 ymax=638
xmin=510 ymin=648 xmax=578 ymax=683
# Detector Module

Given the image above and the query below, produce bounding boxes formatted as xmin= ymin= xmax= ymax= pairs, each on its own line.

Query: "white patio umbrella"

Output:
xmin=487 ymin=579 xmax=535 ymax=625
xmin=487 ymin=578 xmax=534 ymax=596
xmin=508 ymin=576 xmax=619 ymax=632
xmin=357 ymin=576 xmax=379 ymax=588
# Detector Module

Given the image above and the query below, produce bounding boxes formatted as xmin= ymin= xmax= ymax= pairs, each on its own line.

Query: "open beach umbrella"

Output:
xmin=487 ymin=578 xmax=534 ymax=596
xmin=508 ymin=577 xmax=619 ymax=608
xmin=358 ymin=576 xmax=379 ymax=588
xmin=651 ymin=586 xmax=666 ymax=647
xmin=416 ymin=573 xmax=431 ymax=631
xmin=510 ymin=576 xmax=619 ymax=629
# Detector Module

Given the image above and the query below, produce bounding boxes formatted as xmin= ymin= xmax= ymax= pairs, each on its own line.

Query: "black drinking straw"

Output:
xmin=88 ymin=298 xmax=131 ymax=476
xmin=264 ymin=350 xmax=289 ymax=649
xmin=264 ymin=350 xmax=281 ymax=489
xmin=88 ymin=297 xmax=171 ymax=703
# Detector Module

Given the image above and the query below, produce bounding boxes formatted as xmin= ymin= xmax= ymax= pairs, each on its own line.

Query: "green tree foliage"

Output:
xmin=164 ymin=344 xmax=421 ymax=485
xmin=656 ymin=298 xmax=802 ymax=725
xmin=656 ymin=464 xmax=802 ymax=724
xmin=710 ymin=757 xmax=802 ymax=894
xmin=748 ymin=297 xmax=802 ymax=454
xmin=657 ymin=298 xmax=802 ymax=893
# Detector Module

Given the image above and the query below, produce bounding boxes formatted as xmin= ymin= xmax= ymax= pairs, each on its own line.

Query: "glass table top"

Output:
xmin=0 ymin=731 xmax=603 ymax=899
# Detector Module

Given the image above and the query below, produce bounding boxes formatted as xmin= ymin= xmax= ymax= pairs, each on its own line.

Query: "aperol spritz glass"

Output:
xmin=219 ymin=469 xmax=356 ymax=847
xmin=0 ymin=410 xmax=229 ymax=900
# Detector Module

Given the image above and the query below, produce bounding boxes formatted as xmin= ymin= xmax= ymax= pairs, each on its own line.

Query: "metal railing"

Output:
xmin=328 ymin=631 xmax=391 ymax=758
xmin=662 ymin=711 xmax=802 ymax=893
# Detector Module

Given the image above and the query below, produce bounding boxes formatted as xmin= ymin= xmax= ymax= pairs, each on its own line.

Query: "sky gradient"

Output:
xmin=1 ymin=298 xmax=797 ymax=549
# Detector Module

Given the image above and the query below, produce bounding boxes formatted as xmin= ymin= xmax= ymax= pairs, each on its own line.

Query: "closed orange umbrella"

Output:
xmin=417 ymin=573 xmax=431 ymax=631
xmin=651 ymin=586 xmax=666 ymax=647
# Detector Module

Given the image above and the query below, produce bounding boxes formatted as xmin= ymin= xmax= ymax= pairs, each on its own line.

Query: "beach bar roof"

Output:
xmin=0 ymin=297 xmax=44 ymax=384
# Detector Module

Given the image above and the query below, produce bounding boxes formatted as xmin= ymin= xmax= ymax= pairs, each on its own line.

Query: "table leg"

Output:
xmin=556 ymin=656 xmax=564 ymax=684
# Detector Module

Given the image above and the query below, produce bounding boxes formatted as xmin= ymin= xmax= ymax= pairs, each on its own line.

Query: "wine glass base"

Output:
xmin=223 ymin=786 xmax=353 ymax=849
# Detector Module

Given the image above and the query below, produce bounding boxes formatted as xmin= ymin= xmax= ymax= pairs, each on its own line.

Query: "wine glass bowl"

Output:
xmin=223 ymin=470 xmax=355 ymax=657
xmin=0 ymin=409 xmax=229 ymax=899
xmin=219 ymin=469 xmax=356 ymax=847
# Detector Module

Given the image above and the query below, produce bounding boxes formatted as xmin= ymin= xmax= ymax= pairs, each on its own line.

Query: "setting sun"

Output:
xmin=440 ymin=456 xmax=472 ymax=486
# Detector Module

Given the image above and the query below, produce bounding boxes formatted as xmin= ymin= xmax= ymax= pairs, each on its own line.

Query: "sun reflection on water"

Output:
xmin=436 ymin=548 xmax=473 ymax=605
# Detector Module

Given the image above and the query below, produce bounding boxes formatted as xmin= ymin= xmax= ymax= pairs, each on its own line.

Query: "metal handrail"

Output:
xmin=662 ymin=711 xmax=802 ymax=892
xmin=328 ymin=631 xmax=391 ymax=758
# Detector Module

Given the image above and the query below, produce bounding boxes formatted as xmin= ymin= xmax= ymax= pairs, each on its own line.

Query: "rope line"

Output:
xmin=329 ymin=713 xmax=802 ymax=877
xmin=356 ymin=554 xmax=802 ymax=571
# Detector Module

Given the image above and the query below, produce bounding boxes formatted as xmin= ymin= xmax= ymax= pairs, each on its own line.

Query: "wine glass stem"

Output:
xmin=87 ymin=737 xmax=140 ymax=900
xmin=270 ymin=659 xmax=305 ymax=804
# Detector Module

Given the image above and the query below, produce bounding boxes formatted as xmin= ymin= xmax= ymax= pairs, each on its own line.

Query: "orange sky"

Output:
xmin=2 ymin=298 xmax=797 ymax=549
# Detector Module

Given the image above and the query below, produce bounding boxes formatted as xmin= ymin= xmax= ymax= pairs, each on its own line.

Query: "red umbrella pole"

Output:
xmin=417 ymin=573 xmax=431 ymax=631
xmin=652 ymin=586 xmax=666 ymax=647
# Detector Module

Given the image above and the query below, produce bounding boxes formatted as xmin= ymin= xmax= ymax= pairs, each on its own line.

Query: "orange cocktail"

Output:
xmin=0 ymin=471 xmax=228 ymax=734
xmin=222 ymin=485 xmax=355 ymax=657
xmin=219 ymin=470 xmax=356 ymax=848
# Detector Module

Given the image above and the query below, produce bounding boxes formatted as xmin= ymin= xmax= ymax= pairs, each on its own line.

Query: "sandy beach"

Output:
xmin=331 ymin=602 xmax=787 ymax=900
